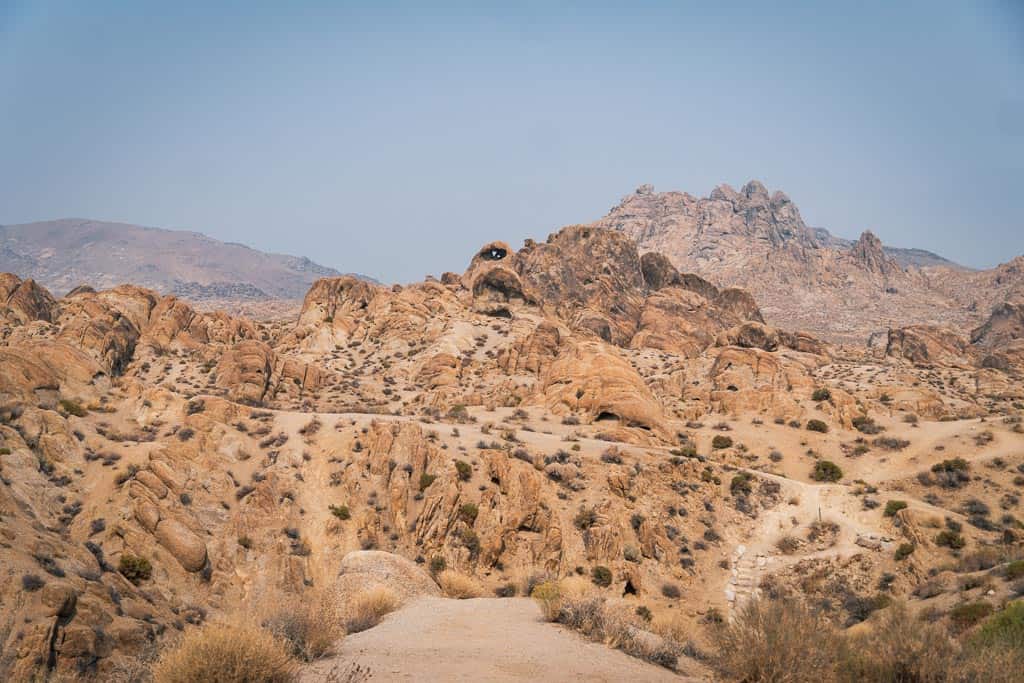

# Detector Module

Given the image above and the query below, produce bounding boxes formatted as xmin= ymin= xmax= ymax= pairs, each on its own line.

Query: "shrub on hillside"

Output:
xmin=591 ymin=565 xmax=613 ymax=587
xmin=118 ymin=554 xmax=152 ymax=584
xmin=884 ymin=500 xmax=908 ymax=517
xmin=935 ymin=529 xmax=966 ymax=550
xmin=852 ymin=415 xmax=883 ymax=434
xmin=58 ymin=399 xmax=87 ymax=417
xmin=150 ymin=618 xmax=297 ymax=683
xmin=811 ymin=460 xmax=843 ymax=482
xmin=806 ymin=419 xmax=829 ymax=433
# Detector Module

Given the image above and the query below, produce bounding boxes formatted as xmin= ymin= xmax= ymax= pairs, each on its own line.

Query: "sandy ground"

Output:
xmin=300 ymin=597 xmax=697 ymax=682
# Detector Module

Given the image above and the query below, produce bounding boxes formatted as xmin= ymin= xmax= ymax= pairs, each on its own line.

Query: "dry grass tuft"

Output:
xmin=344 ymin=585 xmax=399 ymax=633
xmin=261 ymin=589 xmax=345 ymax=661
xmin=436 ymin=570 xmax=484 ymax=599
xmin=150 ymin=617 xmax=297 ymax=683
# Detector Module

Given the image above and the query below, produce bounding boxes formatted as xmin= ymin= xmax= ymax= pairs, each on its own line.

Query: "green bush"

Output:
xmin=458 ymin=503 xmax=479 ymax=525
xmin=811 ymin=388 xmax=831 ymax=402
xmin=712 ymin=435 xmax=733 ymax=449
xmin=730 ymin=472 xmax=753 ymax=495
xmin=932 ymin=458 xmax=969 ymax=473
xmin=806 ymin=419 xmax=829 ymax=433
xmin=429 ymin=556 xmax=447 ymax=574
xmin=852 ymin=415 xmax=883 ymax=434
xmin=458 ymin=528 xmax=480 ymax=557
xmin=591 ymin=565 xmax=613 ymax=587
xmin=884 ymin=500 xmax=908 ymax=517
xmin=118 ymin=554 xmax=152 ymax=584
xmin=971 ymin=600 xmax=1024 ymax=650
xmin=454 ymin=460 xmax=472 ymax=481
xmin=811 ymin=460 xmax=843 ymax=482
xmin=949 ymin=601 xmax=994 ymax=632
xmin=419 ymin=472 xmax=437 ymax=491
xmin=574 ymin=506 xmax=598 ymax=530
xmin=1005 ymin=560 xmax=1024 ymax=581
xmin=894 ymin=543 xmax=915 ymax=561
xmin=935 ymin=530 xmax=966 ymax=550
xmin=58 ymin=399 xmax=87 ymax=417
xmin=328 ymin=504 xmax=350 ymax=520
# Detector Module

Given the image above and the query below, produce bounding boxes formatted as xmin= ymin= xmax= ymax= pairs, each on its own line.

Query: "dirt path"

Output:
xmin=722 ymin=475 xmax=887 ymax=618
xmin=300 ymin=597 xmax=697 ymax=682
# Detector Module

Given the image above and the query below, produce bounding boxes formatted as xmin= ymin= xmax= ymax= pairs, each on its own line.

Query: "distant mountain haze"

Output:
xmin=0 ymin=219 xmax=374 ymax=300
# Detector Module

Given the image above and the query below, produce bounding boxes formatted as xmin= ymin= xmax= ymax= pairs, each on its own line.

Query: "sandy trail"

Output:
xmin=300 ymin=597 xmax=695 ymax=682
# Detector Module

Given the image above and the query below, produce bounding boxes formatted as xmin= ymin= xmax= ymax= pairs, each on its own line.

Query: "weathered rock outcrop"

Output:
xmin=886 ymin=325 xmax=973 ymax=367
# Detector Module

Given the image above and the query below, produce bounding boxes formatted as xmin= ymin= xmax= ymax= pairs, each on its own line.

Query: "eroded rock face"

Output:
xmin=542 ymin=341 xmax=668 ymax=438
xmin=971 ymin=301 xmax=1024 ymax=349
xmin=299 ymin=275 xmax=380 ymax=328
xmin=886 ymin=325 xmax=973 ymax=368
xmin=515 ymin=226 xmax=646 ymax=345
xmin=0 ymin=274 xmax=56 ymax=324
xmin=498 ymin=321 xmax=564 ymax=375
xmin=216 ymin=340 xmax=276 ymax=403
xmin=708 ymin=346 xmax=813 ymax=418
xmin=463 ymin=241 xmax=533 ymax=317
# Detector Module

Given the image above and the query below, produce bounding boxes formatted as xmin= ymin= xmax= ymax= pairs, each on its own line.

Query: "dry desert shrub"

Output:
xmin=436 ymin=569 xmax=484 ymax=599
xmin=261 ymin=589 xmax=344 ymax=661
xmin=557 ymin=574 xmax=598 ymax=600
xmin=953 ymin=642 xmax=1024 ymax=683
xmin=553 ymin=595 xmax=679 ymax=669
xmin=531 ymin=580 xmax=562 ymax=621
xmin=150 ymin=617 xmax=297 ymax=683
xmin=344 ymin=585 xmax=399 ymax=633
xmin=714 ymin=598 xmax=837 ymax=683
xmin=837 ymin=602 xmax=956 ymax=683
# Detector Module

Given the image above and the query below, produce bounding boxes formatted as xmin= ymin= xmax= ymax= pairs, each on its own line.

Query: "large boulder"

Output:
xmin=333 ymin=550 xmax=440 ymax=603
xmin=542 ymin=341 xmax=669 ymax=438
xmin=153 ymin=518 xmax=208 ymax=572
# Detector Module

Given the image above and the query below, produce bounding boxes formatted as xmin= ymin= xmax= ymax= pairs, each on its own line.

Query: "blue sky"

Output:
xmin=1 ymin=1 xmax=1021 ymax=281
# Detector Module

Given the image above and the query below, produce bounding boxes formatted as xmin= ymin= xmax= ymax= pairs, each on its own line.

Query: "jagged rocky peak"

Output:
xmin=850 ymin=230 xmax=898 ymax=276
xmin=709 ymin=183 xmax=739 ymax=202
xmin=740 ymin=179 xmax=770 ymax=203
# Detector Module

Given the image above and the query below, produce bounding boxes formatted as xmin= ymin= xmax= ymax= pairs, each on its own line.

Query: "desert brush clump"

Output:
xmin=261 ymin=589 xmax=345 ymax=661
xmin=811 ymin=460 xmax=843 ymax=482
xmin=714 ymin=598 xmax=1024 ymax=683
xmin=437 ymin=569 xmax=484 ymax=599
xmin=544 ymin=593 xmax=679 ymax=669
xmin=344 ymin=585 xmax=399 ymax=633
xmin=118 ymin=553 xmax=152 ymax=584
xmin=150 ymin=617 xmax=297 ymax=683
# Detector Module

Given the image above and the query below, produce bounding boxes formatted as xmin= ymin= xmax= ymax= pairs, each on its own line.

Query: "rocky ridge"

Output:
xmin=592 ymin=182 xmax=1024 ymax=345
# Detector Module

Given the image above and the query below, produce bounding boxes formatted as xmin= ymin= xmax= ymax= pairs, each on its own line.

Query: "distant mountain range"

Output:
xmin=0 ymin=219 xmax=374 ymax=300
xmin=592 ymin=182 xmax=1023 ymax=344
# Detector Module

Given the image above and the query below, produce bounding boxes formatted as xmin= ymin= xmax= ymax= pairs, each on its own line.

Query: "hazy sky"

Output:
xmin=1 ymin=1 xmax=1021 ymax=282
